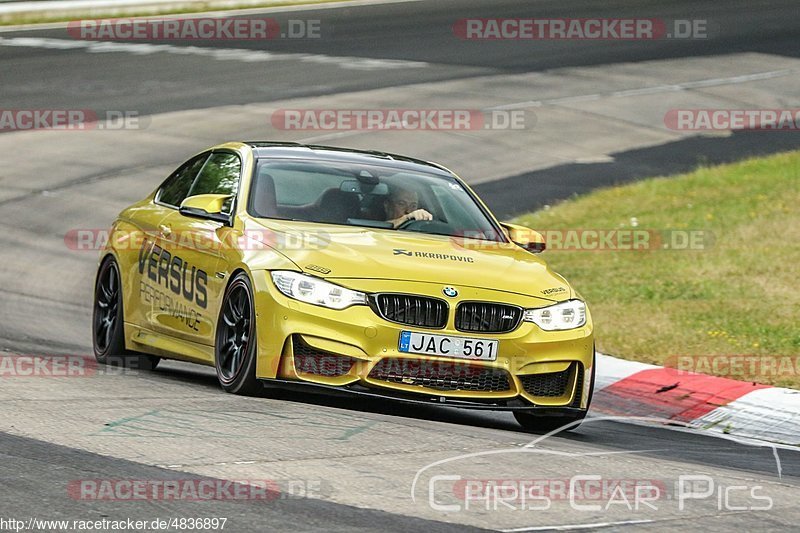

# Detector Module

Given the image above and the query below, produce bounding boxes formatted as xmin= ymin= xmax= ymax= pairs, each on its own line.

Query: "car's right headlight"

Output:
xmin=523 ymin=299 xmax=586 ymax=331
xmin=271 ymin=271 xmax=367 ymax=310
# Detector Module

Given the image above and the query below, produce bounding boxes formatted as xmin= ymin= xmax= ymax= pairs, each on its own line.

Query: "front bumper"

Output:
xmin=257 ymin=377 xmax=589 ymax=413
xmin=252 ymin=273 xmax=594 ymax=410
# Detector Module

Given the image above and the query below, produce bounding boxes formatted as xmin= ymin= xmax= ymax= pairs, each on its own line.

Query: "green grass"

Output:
xmin=514 ymin=151 xmax=800 ymax=387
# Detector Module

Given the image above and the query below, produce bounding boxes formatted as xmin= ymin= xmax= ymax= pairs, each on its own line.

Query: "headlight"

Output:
xmin=271 ymin=271 xmax=367 ymax=310
xmin=523 ymin=299 xmax=586 ymax=331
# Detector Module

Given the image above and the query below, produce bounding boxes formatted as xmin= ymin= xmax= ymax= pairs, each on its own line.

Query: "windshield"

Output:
xmin=248 ymin=159 xmax=505 ymax=242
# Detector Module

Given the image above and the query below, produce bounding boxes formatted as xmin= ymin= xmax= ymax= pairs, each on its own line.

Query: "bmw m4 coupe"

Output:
xmin=93 ymin=142 xmax=594 ymax=430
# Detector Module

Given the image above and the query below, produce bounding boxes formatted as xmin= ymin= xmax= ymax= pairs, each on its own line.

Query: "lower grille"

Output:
xmin=369 ymin=358 xmax=510 ymax=392
xmin=455 ymin=302 xmax=522 ymax=333
xmin=519 ymin=364 xmax=574 ymax=397
xmin=292 ymin=335 xmax=355 ymax=377
xmin=372 ymin=294 xmax=448 ymax=328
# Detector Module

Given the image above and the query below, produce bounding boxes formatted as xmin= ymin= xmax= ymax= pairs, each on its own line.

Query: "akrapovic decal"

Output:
xmin=392 ymin=248 xmax=474 ymax=263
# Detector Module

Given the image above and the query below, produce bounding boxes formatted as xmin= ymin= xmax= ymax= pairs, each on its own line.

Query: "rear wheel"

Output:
xmin=93 ymin=257 xmax=160 ymax=370
xmin=215 ymin=272 xmax=261 ymax=395
xmin=514 ymin=352 xmax=596 ymax=433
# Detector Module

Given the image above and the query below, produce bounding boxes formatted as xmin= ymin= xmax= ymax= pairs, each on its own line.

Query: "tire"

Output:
xmin=93 ymin=256 xmax=160 ymax=370
xmin=214 ymin=272 xmax=261 ymax=395
xmin=514 ymin=351 xmax=596 ymax=433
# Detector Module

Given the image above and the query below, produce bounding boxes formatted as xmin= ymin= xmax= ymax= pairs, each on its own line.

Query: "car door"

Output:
xmin=125 ymin=152 xmax=209 ymax=333
xmin=152 ymin=150 xmax=243 ymax=347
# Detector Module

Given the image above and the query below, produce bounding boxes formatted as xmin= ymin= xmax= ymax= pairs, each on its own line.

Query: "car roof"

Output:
xmin=244 ymin=141 xmax=455 ymax=177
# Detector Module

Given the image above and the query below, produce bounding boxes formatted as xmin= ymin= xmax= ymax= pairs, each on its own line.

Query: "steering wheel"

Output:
xmin=396 ymin=217 xmax=426 ymax=230
xmin=396 ymin=218 xmax=450 ymax=233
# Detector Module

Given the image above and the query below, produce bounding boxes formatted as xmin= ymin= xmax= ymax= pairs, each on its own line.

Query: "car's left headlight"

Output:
xmin=271 ymin=271 xmax=367 ymax=310
xmin=523 ymin=299 xmax=587 ymax=331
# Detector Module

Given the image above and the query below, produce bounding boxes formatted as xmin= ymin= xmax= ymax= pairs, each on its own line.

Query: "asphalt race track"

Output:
xmin=1 ymin=0 xmax=800 ymax=531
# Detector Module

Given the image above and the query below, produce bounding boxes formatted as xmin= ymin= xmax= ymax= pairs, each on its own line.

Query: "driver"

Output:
xmin=384 ymin=184 xmax=433 ymax=228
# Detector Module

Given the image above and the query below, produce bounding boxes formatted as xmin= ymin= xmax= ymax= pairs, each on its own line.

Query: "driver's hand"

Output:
xmin=394 ymin=209 xmax=433 ymax=228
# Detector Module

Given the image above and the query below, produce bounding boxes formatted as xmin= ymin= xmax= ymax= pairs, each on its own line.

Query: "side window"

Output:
xmin=157 ymin=154 xmax=208 ymax=208
xmin=188 ymin=152 xmax=242 ymax=213
xmin=271 ymin=169 xmax=349 ymax=206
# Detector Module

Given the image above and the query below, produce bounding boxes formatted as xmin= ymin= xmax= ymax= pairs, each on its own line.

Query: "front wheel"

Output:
xmin=214 ymin=272 xmax=261 ymax=395
xmin=93 ymin=257 xmax=160 ymax=370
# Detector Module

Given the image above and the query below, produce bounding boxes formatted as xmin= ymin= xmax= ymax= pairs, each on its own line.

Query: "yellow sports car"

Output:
xmin=93 ymin=142 xmax=594 ymax=430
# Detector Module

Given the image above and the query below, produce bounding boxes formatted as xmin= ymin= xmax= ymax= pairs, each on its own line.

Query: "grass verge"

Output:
xmin=514 ymin=150 xmax=800 ymax=387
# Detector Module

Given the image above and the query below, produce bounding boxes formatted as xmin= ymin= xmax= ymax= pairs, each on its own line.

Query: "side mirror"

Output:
xmin=500 ymin=222 xmax=546 ymax=253
xmin=179 ymin=194 xmax=233 ymax=224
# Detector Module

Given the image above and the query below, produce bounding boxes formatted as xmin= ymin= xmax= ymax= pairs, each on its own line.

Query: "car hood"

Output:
xmin=245 ymin=219 xmax=573 ymax=302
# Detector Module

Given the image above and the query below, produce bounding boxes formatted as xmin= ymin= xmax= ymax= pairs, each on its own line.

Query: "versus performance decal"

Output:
xmin=138 ymin=238 xmax=208 ymax=308
xmin=139 ymin=282 xmax=203 ymax=332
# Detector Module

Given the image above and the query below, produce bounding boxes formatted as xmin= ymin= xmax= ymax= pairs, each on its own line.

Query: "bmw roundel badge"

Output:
xmin=443 ymin=286 xmax=458 ymax=298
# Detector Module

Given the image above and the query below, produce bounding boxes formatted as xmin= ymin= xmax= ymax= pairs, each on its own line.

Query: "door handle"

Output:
xmin=159 ymin=224 xmax=172 ymax=237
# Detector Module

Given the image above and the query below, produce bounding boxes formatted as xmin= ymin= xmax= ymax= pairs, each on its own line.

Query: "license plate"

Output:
xmin=398 ymin=331 xmax=498 ymax=361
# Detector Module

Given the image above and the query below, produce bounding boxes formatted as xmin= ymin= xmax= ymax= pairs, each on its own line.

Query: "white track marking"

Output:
xmin=594 ymin=352 xmax=660 ymax=391
xmin=0 ymin=0 xmax=425 ymax=21
xmin=694 ymin=387 xmax=800 ymax=446
xmin=501 ymin=519 xmax=655 ymax=532
xmin=490 ymin=69 xmax=795 ymax=110
xmin=0 ymin=0 xmax=425 ymax=32
xmin=0 ymin=36 xmax=428 ymax=70
xmin=298 ymin=68 xmax=796 ymax=142
xmin=299 ymin=130 xmax=365 ymax=143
